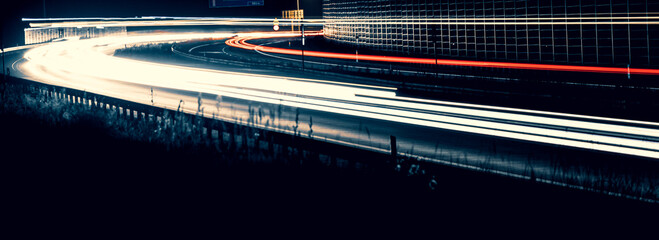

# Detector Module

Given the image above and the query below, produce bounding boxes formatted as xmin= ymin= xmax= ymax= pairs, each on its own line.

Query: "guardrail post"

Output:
xmin=205 ymin=120 xmax=212 ymax=143
xmin=390 ymin=135 xmax=397 ymax=162
xmin=267 ymin=133 xmax=274 ymax=157
xmin=217 ymin=128 xmax=224 ymax=152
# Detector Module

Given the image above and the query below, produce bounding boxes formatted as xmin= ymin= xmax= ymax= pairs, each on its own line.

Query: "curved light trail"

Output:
xmin=14 ymin=31 xmax=659 ymax=160
xmin=226 ymin=32 xmax=659 ymax=76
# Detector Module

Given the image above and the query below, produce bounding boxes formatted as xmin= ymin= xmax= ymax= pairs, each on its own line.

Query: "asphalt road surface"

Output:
xmin=4 ymin=32 xmax=658 ymax=201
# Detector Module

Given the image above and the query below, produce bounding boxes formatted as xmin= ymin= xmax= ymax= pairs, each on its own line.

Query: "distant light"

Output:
xmin=96 ymin=26 xmax=105 ymax=29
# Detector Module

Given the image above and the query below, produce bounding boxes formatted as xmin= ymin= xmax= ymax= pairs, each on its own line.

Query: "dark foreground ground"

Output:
xmin=2 ymin=110 xmax=657 ymax=236
xmin=0 ymin=71 xmax=656 ymax=237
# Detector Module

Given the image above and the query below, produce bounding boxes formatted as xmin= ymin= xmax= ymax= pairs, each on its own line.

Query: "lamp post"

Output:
xmin=296 ymin=0 xmax=304 ymax=71
xmin=301 ymin=23 xmax=305 ymax=71
xmin=355 ymin=36 xmax=359 ymax=63
xmin=433 ymin=25 xmax=438 ymax=78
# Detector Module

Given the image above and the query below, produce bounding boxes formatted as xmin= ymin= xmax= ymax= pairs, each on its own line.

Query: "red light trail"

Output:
xmin=226 ymin=31 xmax=659 ymax=76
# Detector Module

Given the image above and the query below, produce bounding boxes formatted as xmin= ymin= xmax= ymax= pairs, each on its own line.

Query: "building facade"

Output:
xmin=323 ymin=0 xmax=659 ymax=68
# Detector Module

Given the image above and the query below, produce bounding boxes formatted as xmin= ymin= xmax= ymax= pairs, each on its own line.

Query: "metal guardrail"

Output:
xmin=3 ymin=74 xmax=657 ymax=203
xmin=2 ymin=75 xmax=397 ymax=167
xmin=171 ymin=43 xmax=445 ymax=87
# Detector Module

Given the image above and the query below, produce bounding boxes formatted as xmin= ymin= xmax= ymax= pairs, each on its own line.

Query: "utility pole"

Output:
xmin=296 ymin=0 xmax=304 ymax=71
xmin=355 ymin=36 xmax=359 ymax=63
xmin=43 ymin=0 xmax=47 ymax=18
xmin=434 ymin=25 xmax=438 ymax=78
xmin=301 ymin=23 xmax=305 ymax=71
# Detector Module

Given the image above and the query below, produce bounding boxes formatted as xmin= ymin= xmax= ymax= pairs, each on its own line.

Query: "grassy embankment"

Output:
xmin=1 ymin=75 xmax=657 ymax=229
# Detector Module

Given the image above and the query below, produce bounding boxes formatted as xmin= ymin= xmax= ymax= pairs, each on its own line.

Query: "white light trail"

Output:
xmin=22 ymin=15 xmax=659 ymax=29
xmin=18 ymin=32 xmax=659 ymax=159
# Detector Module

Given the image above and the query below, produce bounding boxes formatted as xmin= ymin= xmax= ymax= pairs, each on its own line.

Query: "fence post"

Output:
xmin=205 ymin=120 xmax=213 ymax=143
xmin=390 ymin=135 xmax=397 ymax=163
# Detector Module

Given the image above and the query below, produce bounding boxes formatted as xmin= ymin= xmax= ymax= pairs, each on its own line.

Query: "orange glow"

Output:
xmin=226 ymin=32 xmax=659 ymax=76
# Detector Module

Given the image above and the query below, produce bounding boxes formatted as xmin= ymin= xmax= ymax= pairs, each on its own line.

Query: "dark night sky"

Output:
xmin=1 ymin=0 xmax=322 ymax=46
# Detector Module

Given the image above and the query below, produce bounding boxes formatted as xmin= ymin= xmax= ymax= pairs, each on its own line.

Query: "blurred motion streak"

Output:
xmin=15 ymin=32 xmax=659 ymax=159
xmin=226 ymin=32 xmax=659 ymax=76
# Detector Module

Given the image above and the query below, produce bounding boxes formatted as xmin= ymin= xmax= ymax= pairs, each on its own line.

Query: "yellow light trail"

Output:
xmin=23 ymin=15 xmax=659 ymax=29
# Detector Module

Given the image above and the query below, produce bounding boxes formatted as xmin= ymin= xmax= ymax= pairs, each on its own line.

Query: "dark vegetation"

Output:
xmin=2 ymin=73 xmax=657 ymax=233
xmin=119 ymin=41 xmax=659 ymax=199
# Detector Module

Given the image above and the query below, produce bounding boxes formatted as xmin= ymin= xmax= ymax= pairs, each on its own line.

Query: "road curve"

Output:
xmin=16 ymin=32 xmax=659 ymax=159
xmin=8 ymin=32 xmax=659 ymax=200
xmin=227 ymin=32 xmax=659 ymax=76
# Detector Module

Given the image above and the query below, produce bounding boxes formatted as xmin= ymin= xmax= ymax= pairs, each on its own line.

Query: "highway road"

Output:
xmin=4 ymin=31 xmax=658 ymax=200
